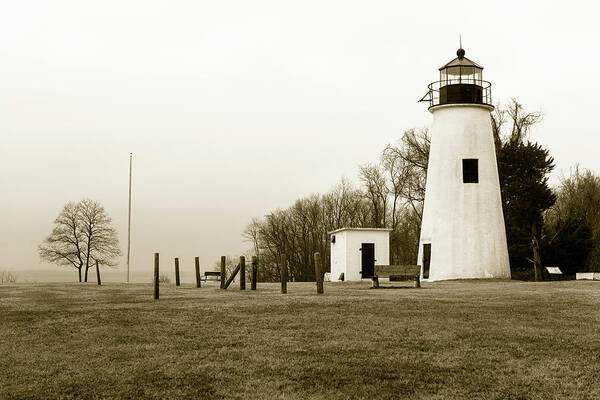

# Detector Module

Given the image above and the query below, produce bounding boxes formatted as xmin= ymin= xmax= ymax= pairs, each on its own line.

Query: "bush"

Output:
xmin=158 ymin=273 xmax=171 ymax=285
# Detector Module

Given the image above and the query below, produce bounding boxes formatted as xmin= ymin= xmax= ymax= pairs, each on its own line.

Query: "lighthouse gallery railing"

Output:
xmin=421 ymin=79 xmax=492 ymax=108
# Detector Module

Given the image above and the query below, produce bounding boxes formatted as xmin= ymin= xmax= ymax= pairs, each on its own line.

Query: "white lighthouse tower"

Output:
xmin=417 ymin=47 xmax=510 ymax=281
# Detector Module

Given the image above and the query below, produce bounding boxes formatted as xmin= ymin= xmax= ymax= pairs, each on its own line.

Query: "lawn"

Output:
xmin=1 ymin=280 xmax=599 ymax=399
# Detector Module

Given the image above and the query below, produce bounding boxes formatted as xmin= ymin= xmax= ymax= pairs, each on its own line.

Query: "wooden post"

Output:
xmin=251 ymin=256 xmax=258 ymax=290
xmin=240 ymin=256 xmax=246 ymax=290
xmin=220 ymin=256 xmax=226 ymax=289
xmin=175 ymin=257 xmax=180 ymax=286
xmin=372 ymin=275 xmax=379 ymax=288
xmin=314 ymin=252 xmax=323 ymax=294
xmin=280 ymin=255 xmax=288 ymax=294
xmin=154 ymin=253 xmax=159 ymax=300
xmin=414 ymin=274 xmax=421 ymax=288
xmin=195 ymin=257 xmax=201 ymax=288
xmin=95 ymin=260 xmax=101 ymax=286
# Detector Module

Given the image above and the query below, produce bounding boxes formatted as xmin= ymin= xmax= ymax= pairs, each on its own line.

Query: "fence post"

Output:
xmin=414 ymin=274 xmax=421 ymax=288
xmin=95 ymin=260 xmax=101 ymax=286
xmin=251 ymin=256 xmax=258 ymax=290
xmin=314 ymin=252 xmax=323 ymax=294
xmin=154 ymin=253 xmax=159 ymax=300
xmin=175 ymin=257 xmax=180 ymax=286
xmin=195 ymin=257 xmax=201 ymax=288
xmin=240 ymin=256 xmax=246 ymax=290
xmin=280 ymin=255 xmax=288 ymax=294
xmin=220 ymin=256 xmax=226 ymax=289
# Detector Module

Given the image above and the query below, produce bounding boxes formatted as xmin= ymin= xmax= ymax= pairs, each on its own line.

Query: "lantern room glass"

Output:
xmin=440 ymin=65 xmax=482 ymax=87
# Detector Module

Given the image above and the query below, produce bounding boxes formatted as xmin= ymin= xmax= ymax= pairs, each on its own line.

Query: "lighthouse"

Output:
xmin=417 ymin=47 xmax=510 ymax=281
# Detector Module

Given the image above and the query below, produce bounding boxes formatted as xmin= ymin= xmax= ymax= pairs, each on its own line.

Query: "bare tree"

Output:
xmin=39 ymin=199 xmax=121 ymax=282
xmin=39 ymin=202 xmax=85 ymax=282
xmin=243 ymin=217 xmax=262 ymax=258
xmin=381 ymin=145 xmax=410 ymax=231
xmin=79 ymin=199 xmax=122 ymax=282
xmin=381 ymin=146 xmax=411 ymax=264
xmin=492 ymin=98 xmax=542 ymax=150
xmin=323 ymin=179 xmax=372 ymax=229
xmin=359 ymin=163 xmax=389 ymax=228
xmin=398 ymin=128 xmax=430 ymax=212
xmin=327 ymin=178 xmax=353 ymax=229
xmin=507 ymin=99 xmax=542 ymax=144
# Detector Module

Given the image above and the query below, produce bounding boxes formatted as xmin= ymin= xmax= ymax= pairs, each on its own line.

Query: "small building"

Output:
xmin=329 ymin=228 xmax=392 ymax=282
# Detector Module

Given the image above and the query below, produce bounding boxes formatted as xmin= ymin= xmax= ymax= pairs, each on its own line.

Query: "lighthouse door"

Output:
xmin=361 ymin=243 xmax=375 ymax=278
xmin=422 ymin=244 xmax=431 ymax=279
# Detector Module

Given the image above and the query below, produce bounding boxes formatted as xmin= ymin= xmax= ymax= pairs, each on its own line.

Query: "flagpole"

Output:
xmin=126 ymin=153 xmax=132 ymax=283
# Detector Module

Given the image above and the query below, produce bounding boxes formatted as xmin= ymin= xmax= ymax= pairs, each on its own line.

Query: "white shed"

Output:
xmin=329 ymin=228 xmax=392 ymax=282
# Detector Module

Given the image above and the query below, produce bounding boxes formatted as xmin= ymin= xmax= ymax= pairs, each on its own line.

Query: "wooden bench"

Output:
xmin=372 ymin=265 xmax=421 ymax=288
xmin=202 ymin=271 xmax=222 ymax=282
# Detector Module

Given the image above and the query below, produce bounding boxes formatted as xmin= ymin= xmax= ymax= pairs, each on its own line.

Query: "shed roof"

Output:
xmin=328 ymin=227 xmax=393 ymax=235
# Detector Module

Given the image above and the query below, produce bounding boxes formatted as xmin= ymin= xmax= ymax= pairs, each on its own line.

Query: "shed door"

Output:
xmin=361 ymin=243 xmax=375 ymax=278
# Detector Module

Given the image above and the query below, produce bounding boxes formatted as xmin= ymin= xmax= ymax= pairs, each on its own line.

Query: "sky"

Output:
xmin=2 ymin=0 xmax=599 ymax=280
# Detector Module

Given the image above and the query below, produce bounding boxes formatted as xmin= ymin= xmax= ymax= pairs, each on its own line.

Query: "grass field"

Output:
xmin=1 ymin=280 xmax=599 ymax=399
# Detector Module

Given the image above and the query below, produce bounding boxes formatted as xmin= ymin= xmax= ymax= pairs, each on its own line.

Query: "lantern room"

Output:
xmin=440 ymin=48 xmax=482 ymax=86
xmin=420 ymin=47 xmax=492 ymax=108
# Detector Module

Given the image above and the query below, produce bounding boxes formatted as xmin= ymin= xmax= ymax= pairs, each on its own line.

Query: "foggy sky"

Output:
xmin=2 ymin=0 xmax=599 ymax=280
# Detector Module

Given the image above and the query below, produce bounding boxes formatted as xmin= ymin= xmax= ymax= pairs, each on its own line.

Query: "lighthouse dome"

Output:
xmin=439 ymin=49 xmax=483 ymax=71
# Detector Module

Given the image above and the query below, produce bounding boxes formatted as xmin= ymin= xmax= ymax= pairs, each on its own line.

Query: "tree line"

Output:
xmin=242 ymin=99 xmax=600 ymax=281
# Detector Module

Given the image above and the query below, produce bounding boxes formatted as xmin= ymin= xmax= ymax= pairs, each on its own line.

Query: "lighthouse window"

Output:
xmin=462 ymin=159 xmax=479 ymax=183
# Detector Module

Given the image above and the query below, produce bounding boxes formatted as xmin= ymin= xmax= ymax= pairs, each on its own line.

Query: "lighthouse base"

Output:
xmin=417 ymin=104 xmax=510 ymax=281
